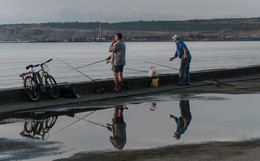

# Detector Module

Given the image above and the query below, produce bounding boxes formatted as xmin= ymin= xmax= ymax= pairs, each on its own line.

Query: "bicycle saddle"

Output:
xmin=26 ymin=65 xmax=33 ymax=70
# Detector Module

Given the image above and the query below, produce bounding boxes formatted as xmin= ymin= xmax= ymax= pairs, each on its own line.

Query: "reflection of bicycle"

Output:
xmin=22 ymin=115 xmax=58 ymax=140
xmin=19 ymin=59 xmax=59 ymax=101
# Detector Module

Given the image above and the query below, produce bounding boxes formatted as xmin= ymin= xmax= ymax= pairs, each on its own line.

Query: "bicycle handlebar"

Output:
xmin=44 ymin=58 xmax=53 ymax=64
xmin=25 ymin=58 xmax=53 ymax=70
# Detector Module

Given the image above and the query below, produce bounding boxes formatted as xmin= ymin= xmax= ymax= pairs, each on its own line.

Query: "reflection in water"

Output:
xmin=20 ymin=113 xmax=58 ymax=140
xmin=15 ymin=105 xmax=128 ymax=150
xmin=149 ymin=102 xmax=157 ymax=111
xmin=107 ymin=105 xmax=127 ymax=149
xmin=170 ymin=99 xmax=192 ymax=140
xmin=1 ymin=92 xmax=260 ymax=161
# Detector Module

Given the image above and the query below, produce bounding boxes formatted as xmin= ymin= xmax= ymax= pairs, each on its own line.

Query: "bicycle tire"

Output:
xmin=24 ymin=121 xmax=34 ymax=133
xmin=45 ymin=115 xmax=58 ymax=129
xmin=24 ymin=76 xmax=40 ymax=101
xmin=45 ymin=74 xmax=59 ymax=99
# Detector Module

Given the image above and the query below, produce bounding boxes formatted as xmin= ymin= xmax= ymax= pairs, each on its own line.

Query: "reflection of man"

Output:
xmin=149 ymin=102 xmax=157 ymax=111
xmin=170 ymin=100 xmax=192 ymax=140
xmin=107 ymin=105 xmax=127 ymax=149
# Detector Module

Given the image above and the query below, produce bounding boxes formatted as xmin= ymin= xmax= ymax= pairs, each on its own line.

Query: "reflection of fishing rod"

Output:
xmin=75 ymin=116 xmax=109 ymax=128
xmin=55 ymin=57 xmax=106 ymax=90
xmin=144 ymin=61 xmax=179 ymax=71
xmin=76 ymin=106 xmax=128 ymax=128
xmin=54 ymin=110 xmax=96 ymax=134
xmin=203 ymin=79 xmax=235 ymax=87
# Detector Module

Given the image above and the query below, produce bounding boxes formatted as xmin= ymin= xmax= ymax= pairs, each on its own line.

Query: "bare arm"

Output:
xmin=107 ymin=126 xmax=112 ymax=132
xmin=183 ymin=118 xmax=187 ymax=128
xmin=183 ymin=48 xmax=187 ymax=59
xmin=170 ymin=114 xmax=177 ymax=119
xmin=109 ymin=40 xmax=116 ymax=52
xmin=169 ymin=56 xmax=177 ymax=61
xmin=106 ymin=55 xmax=112 ymax=61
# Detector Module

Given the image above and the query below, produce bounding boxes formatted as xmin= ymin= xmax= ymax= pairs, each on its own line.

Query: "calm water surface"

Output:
xmin=0 ymin=41 xmax=259 ymax=89
xmin=0 ymin=92 xmax=260 ymax=160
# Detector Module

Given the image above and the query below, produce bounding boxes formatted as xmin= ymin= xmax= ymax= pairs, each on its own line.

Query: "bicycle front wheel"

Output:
xmin=24 ymin=76 xmax=39 ymax=101
xmin=45 ymin=75 xmax=59 ymax=99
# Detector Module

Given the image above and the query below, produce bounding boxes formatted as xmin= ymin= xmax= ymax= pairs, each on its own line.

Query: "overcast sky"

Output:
xmin=0 ymin=0 xmax=259 ymax=24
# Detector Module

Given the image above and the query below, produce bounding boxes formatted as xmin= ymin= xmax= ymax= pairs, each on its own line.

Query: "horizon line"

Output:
xmin=0 ymin=16 xmax=259 ymax=26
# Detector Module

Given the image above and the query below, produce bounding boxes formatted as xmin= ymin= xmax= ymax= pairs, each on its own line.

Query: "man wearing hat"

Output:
xmin=169 ymin=34 xmax=192 ymax=86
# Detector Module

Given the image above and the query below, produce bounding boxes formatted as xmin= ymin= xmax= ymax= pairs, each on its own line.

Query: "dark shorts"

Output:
xmin=112 ymin=117 xmax=125 ymax=124
xmin=112 ymin=65 xmax=124 ymax=73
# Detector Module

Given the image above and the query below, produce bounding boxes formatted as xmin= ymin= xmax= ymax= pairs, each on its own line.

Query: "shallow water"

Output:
xmin=0 ymin=41 xmax=260 ymax=89
xmin=0 ymin=92 xmax=260 ymax=160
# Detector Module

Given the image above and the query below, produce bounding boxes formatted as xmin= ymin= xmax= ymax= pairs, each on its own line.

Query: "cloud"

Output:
xmin=0 ymin=0 xmax=259 ymax=24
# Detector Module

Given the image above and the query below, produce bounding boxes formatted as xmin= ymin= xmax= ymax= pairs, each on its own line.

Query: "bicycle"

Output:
xmin=19 ymin=59 xmax=59 ymax=101
xmin=22 ymin=114 xmax=58 ymax=140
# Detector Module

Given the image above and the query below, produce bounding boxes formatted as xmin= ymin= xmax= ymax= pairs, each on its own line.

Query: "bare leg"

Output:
xmin=118 ymin=72 xmax=123 ymax=90
xmin=113 ymin=72 xmax=119 ymax=91
xmin=113 ymin=106 xmax=118 ymax=118
xmin=118 ymin=105 xmax=124 ymax=117
xmin=118 ymin=72 xmax=123 ymax=82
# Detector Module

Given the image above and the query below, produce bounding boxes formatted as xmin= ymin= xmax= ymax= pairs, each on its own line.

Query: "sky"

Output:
xmin=0 ymin=0 xmax=259 ymax=24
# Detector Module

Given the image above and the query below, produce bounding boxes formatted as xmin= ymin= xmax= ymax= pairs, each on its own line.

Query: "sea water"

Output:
xmin=0 ymin=41 xmax=259 ymax=89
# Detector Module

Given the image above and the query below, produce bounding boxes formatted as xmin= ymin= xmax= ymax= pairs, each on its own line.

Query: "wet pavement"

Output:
xmin=0 ymin=92 xmax=260 ymax=161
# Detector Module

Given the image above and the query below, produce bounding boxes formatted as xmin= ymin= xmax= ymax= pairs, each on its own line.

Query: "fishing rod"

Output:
xmin=105 ymin=60 xmax=149 ymax=74
xmin=144 ymin=61 xmax=179 ymax=71
xmin=104 ymin=60 xmax=147 ymax=73
xmin=124 ymin=68 xmax=148 ymax=73
xmin=54 ymin=110 xmax=96 ymax=134
xmin=59 ymin=59 xmax=108 ymax=74
xmin=76 ymin=59 xmax=108 ymax=69
xmin=55 ymin=57 xmax=106 ymax=90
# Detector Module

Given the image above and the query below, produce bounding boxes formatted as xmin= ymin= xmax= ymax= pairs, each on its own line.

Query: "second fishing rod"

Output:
xmin=55 ymin=57 xmax=108 ymax=92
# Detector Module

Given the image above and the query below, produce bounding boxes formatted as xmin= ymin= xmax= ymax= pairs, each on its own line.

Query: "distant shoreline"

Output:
xmin=0 ymin=39 xmax=259 ymax=43
xmin=0 ymin=17 xmax=259 ymax=42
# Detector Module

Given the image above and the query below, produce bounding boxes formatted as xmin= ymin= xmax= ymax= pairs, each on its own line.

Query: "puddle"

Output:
xmin=0 ymin=93 xmax=260 ymax=160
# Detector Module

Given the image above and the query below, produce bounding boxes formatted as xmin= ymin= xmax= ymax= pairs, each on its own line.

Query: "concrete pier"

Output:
xmin=0 ymin=65 xmax=260 ymax=113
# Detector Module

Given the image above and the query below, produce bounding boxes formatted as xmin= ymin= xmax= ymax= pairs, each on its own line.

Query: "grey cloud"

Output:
xmin=0 ymin=0 xmax=259 ymax=24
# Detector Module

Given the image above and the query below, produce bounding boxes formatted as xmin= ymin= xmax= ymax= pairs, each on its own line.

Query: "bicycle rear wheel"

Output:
xmin=45 ymin=75 xmax=59 ymax=99
xmin=24 ymin=76 xmax=39 ymax=101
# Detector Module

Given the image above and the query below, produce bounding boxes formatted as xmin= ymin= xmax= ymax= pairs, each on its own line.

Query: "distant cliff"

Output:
xmin=0 ymin=17 xmax=259 ymax=42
